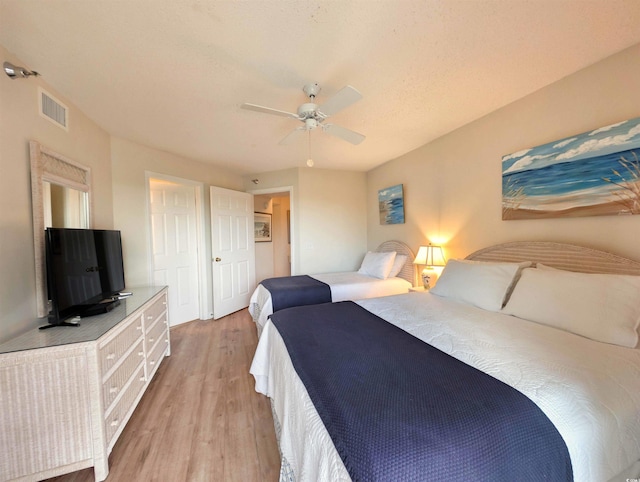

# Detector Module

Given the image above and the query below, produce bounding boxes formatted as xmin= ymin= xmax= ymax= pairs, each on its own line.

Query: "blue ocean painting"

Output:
xmin=379 ymin=184 xmax=405 ymax=224
xmin=502 ymin=117 xmax=640 ymax=219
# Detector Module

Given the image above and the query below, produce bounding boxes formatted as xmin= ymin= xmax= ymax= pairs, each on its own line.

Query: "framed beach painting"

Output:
xmin=502 ymin=117 xmax=640 ymax=220
xmin=378 ymin=184 xmax=405 ymax=224
xmin=254 ymin=212 xmax=272 ymax=242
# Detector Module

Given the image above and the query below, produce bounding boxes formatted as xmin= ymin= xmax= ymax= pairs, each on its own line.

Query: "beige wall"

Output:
xmin=298 ymin=168 xmax=367 ymax=273
xmin=0 ymin=45 xmax=112 ymax=342
xmin=368 ymin=43 xmax=640 ymax=262
xmin=244 ymin=168 xmax=368 ymax=274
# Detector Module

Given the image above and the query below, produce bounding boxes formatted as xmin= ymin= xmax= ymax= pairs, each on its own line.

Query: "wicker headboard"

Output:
xmin=466 ymin=241 xmax=640 ymax=276
xmin=376 ymin=240 xmax=416 ymax=284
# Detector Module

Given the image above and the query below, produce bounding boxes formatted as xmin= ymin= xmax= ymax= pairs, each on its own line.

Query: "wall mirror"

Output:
xmin=30 ymin=140 xmax=92 ymax=317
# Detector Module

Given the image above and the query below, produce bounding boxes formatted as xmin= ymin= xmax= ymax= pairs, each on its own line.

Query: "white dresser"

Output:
xmin=0 ymin=286 xmax=170 ymax=481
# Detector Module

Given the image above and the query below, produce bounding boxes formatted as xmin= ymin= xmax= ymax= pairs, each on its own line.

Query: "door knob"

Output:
xmin=214 ymin=257 xmax=221 ymax=262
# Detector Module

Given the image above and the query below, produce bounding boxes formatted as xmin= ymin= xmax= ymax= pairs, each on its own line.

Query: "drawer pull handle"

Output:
xmin=149 ymin=338 xmax=154 ymax=343
xmin=147 ymin=315 xmax=153 ymax=320
xmin=136 ymin=325 xmax=142 ymax=331
xmin=106 ymin=353 xmax=115 ymax=360
xmin=150 ymin=360 xmax=155 ymax=366
xmin=138 ymin=351 xmax=144 ymax=356
xmin=109 ymin=387 xmax=119 ymax=394
xmin=162 ymin=301 xmax=166 ymax=305
xmin=110 ymin=419 xmax=119 ymax=427
xmin=140 ymin=376 xmax=146 ymax=382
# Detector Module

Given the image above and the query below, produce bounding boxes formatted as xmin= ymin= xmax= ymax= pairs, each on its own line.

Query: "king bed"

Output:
xmin=250 ymin=241 xmax=640 ymax=482
xmin=249 ymin=241 xmax=415 ymax=335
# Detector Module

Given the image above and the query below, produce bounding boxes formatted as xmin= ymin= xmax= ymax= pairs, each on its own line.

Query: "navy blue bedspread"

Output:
xmin=271 ymin=301 xmax=572 ymax=482
xmin=261 ymin=275 xmax=331 ymax=312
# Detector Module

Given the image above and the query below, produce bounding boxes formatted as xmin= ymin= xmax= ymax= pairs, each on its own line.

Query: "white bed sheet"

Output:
xmin=250 ymin=291 xmax=640 ymax=482
xmin=248 ymin=272 xmax=411 ymax=333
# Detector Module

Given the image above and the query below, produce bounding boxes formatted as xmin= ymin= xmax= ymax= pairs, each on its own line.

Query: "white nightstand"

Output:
xmin=409 ymin=286 xmax=428 ymax=292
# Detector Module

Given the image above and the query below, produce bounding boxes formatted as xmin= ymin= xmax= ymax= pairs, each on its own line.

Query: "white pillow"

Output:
xmin=387 ymin=254 xmax=408 ymax=278
xmin=430 ymin=259 xmax=531 ymax=312
xmin=357 ymin=251 xmax=397 ymax=279
xmin=503 ymin=268 xmax=640 ymax=348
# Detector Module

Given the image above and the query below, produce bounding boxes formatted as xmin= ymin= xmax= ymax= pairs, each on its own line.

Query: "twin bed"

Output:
xmin=250 ymin=241 xmax=640 ymax=482
xmin=249 ymin=241 xmax=415 ymax=335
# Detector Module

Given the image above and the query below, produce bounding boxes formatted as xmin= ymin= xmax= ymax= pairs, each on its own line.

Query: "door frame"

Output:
xmin=246 ymin=186 xmax=296 ymax=275
xmin=145 ymin=172 xmax=210 ymax=320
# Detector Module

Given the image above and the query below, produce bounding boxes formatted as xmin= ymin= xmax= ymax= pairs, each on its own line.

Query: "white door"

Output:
xmin=150 ymin=179 xmax=200 ymax=326
xmin=210 ymin=186 xmax=255 ymax=319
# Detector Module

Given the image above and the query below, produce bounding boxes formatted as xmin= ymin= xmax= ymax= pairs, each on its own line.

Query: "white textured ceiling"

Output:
xmin=2 ymin=1 xmax=640 ymax=174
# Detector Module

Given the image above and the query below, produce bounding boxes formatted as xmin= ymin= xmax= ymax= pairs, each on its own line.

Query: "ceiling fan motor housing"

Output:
xmin=298 ymin=103 xmax=321 ymax=120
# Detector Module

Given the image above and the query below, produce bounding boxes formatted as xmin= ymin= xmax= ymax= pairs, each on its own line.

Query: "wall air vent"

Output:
xmin=38 ymin=88 xmax=68 ymax=131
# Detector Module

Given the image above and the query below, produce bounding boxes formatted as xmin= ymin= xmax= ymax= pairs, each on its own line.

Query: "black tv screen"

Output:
xmin=45 ymin=228 xmax=125 ymax=325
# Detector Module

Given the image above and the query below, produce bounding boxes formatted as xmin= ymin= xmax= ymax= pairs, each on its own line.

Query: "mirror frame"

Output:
xmin=30 ymin=140 xmax=93 ymax=318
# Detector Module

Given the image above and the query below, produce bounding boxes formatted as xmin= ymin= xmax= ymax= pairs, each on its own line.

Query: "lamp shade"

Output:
xmin=413 ymin=244 xmax=446 ymax=267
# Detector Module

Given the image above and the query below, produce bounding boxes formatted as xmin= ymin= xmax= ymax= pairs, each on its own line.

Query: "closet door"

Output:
xmin=150 ymin=179 xmax=199 ymax=326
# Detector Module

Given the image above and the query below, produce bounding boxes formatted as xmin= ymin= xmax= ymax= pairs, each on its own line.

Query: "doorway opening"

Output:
xmin=250 ymin=187 xmax=294 ymax=283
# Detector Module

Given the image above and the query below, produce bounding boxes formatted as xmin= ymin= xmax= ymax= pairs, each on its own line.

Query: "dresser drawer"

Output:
xmin=147 ymin=334 xmax=169 ymax=378
xmin=146 ymin=315 xmax=168 ymax=349
xmin=143 ymin=293 xmax=167 ymax=328
xmin=104 ymin=365 xmax=146 ymax=447
xmin=99 ymin=317 xmax=144 ymax=376
xmin=102 ymin=339 xmax=145 ymax=411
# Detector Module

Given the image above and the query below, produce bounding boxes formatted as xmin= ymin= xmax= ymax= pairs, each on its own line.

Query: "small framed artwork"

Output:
xmin=254 ymin=212 xmax=272 ymax=242
xmin=378 ymin=184 xmax=405 ymax=224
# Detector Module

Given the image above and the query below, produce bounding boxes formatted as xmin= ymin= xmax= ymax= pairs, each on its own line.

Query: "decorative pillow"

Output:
xmin=387 ymin=254 xmax=408 ymax=278
xmin=503 ymin=268 xmax=640 ymax=348
xmin=357 ymin=251 xmax=397 ymax=279
xmin=430 ymin=259 xmax=531 ymax=312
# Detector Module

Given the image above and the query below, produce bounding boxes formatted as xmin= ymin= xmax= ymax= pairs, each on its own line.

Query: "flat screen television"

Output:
xmin=44 ymin=227 xmax=126 ymax=327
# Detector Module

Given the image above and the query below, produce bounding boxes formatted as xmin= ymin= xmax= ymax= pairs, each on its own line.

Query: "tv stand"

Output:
xmin=0 ymin=286 xmax=169 ymax=482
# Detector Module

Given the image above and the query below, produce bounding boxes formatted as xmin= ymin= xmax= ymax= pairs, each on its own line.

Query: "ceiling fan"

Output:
xmin=241 ymin=83 xmax=365 ymax=145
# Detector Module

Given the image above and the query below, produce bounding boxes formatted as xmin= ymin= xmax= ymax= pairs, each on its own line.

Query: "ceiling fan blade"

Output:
xmin=316 ymin=85 xmax=363 ymax=118
xmin=323 ymin=124 xmax=365 ymax=145
xmin=241 ymin=103 xmax=300 ymax=120
xmin=279 ymin=127 xmax=306 ymax=145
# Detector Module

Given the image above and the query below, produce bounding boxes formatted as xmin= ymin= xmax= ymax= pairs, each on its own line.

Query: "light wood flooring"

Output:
xmin=46 ymin=309 xmax=280 ymax=482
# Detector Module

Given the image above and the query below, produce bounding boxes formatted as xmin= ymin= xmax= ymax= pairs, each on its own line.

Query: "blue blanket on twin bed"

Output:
xmin=271 ymin=301 xmax=572 ymax=481
xmin=261 ymin=275 xmax=331 ymax=312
